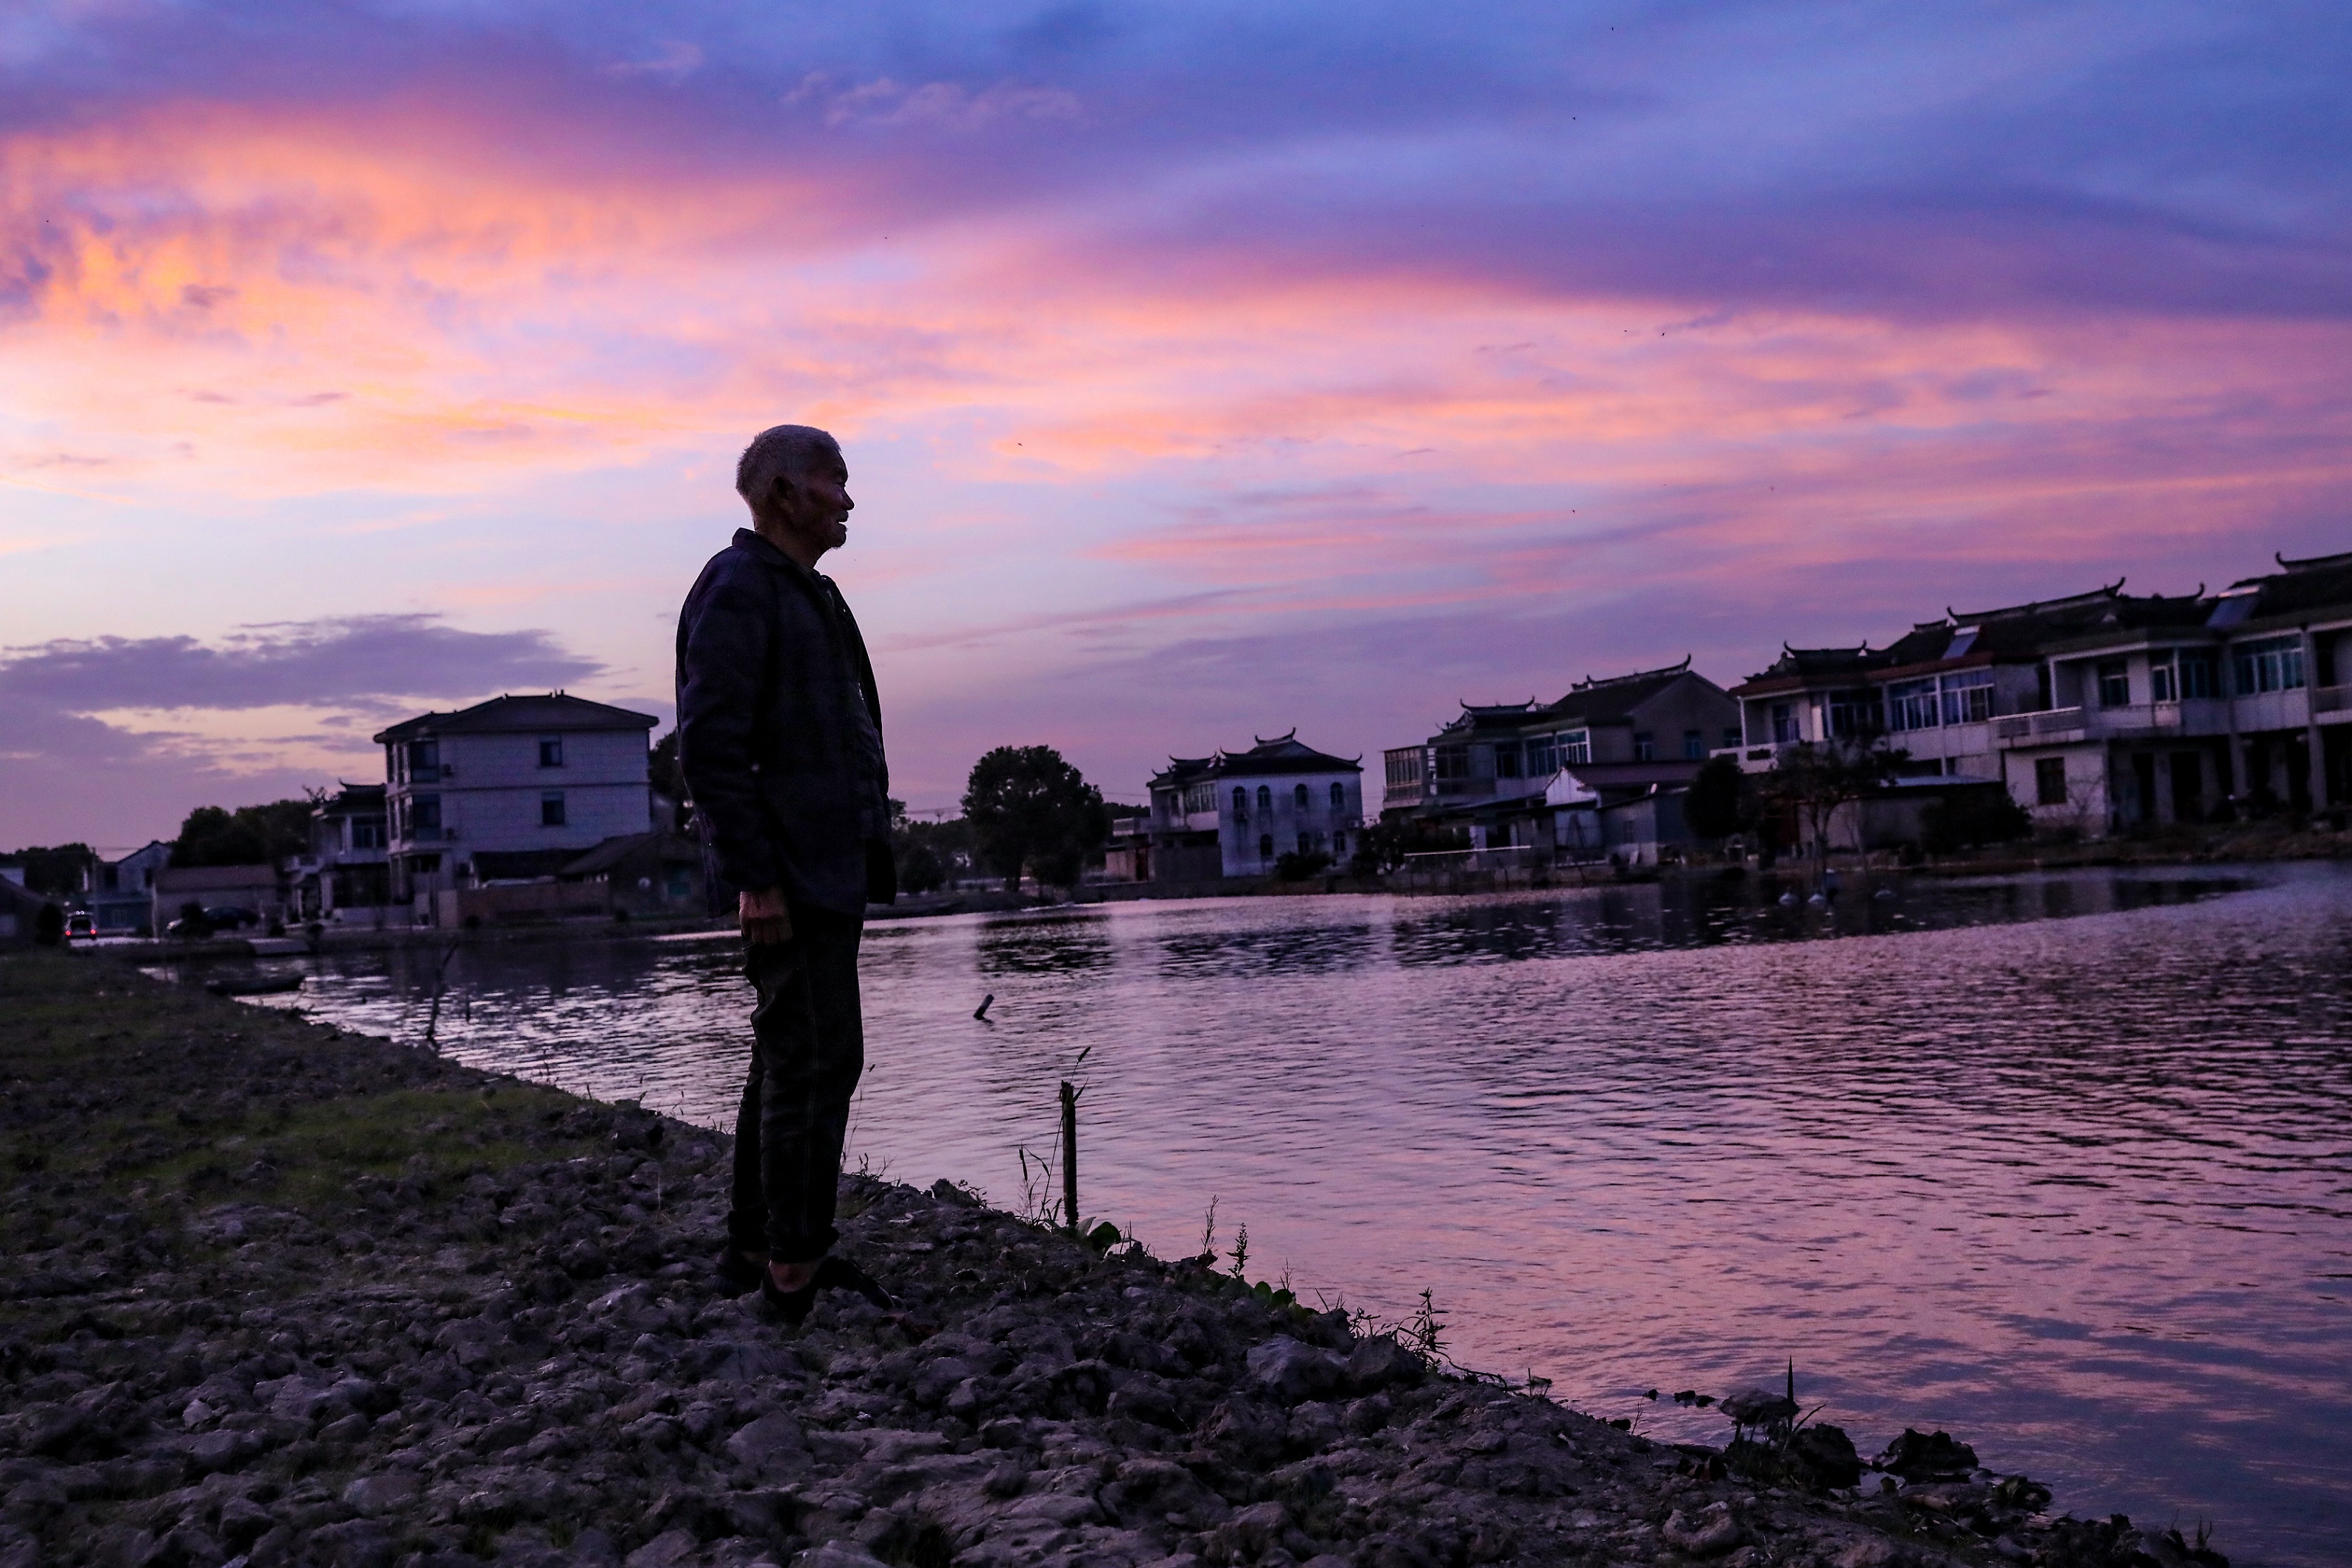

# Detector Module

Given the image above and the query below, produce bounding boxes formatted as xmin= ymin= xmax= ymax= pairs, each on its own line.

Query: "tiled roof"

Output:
xmin=1149 ymin=733 xmax=1361 ymax=785
xmin=373 ymin=693 xmax=658 ymax=745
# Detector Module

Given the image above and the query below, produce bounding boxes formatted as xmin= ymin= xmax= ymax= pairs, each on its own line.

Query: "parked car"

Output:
xmin=203 ymin=906 xmax=261 ymax=929
xmin=64 ymin=911 xmax=98 ymax=942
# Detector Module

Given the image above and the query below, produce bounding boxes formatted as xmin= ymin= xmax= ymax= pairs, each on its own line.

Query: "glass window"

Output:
xmin=1433 ymin=745 xmax=1471 ymax=780
xmin=2179 ymin=650 xmax=2220 ymax=699
xmin=1828 ymin=690 xmax=1878 ymax=738
xmin=539 ymin=737 xmax=564 ymax=768
xmin=2036 ymin=757 xmax=2068 ymax=806
xmin=1493 ymin=741 xmax=1521 ymax=778
xmin=1525 ymin=734 xmax=1557 ymax=775
xmin=2096 ymin=659 xmax=2130 ymax=707
xmin=407 ymin=739 xmax=438 ymax=777
xmin=1771 ymin=704 xmax=1797 ymax=743
xmin=2233 ymin=634 xmax=2304 ymax=693
xmin=413 ymin=794 xmax=441 ymax=831
xmin=1232 ymin=787 xmax=1247 ymax=819
xmin=2149 ymin=652 xmax=2177 ymax=703
xmin=1332 ymin=831 xmax=1346 ymax=856
xmin=1293 ymin=783 xmax=1309 ymax=809
xmin=1682 ymin=729 xmax=1705 ymax=759
xmin=1723 ymin=727 xmax=1743 ymax=750
xmin=1939 ymin=669 xmax=1995 ymax=724
xmin=352 ymin=819 xmax=385 ymax=849
xmin=1329 ymin=782 xmax=1345 ymax=809
xmin=1886 ymin=679 xmax=1939 ymax=732
xmin=1633 ymin=732 xmax=1655 ymax=761
xmin=540 ymin=792 xmax=566 ymax=827
xmin=1296 ymin=832 xmax=1313 ymax=855
xmin=1559 ymin=729 xmax=1591 ymax=765
xmin=1256 ymin=785 xmax=1273 ymax=813
xmin=1258 ymin=833 xmax=1273 ymax=861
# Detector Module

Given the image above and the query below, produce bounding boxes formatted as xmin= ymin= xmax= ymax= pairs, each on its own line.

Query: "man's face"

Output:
xmin=772 ymin=451 xmax=854 ymax=556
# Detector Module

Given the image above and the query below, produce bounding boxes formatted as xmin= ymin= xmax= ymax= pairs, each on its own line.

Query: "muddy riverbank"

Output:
xmin=1 ymin=952 xmax=2228 ymax=1568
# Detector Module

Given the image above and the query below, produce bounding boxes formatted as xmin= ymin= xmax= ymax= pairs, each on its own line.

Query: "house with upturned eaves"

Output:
xmin=1144 ymin=732 xmax=1365 ymax=881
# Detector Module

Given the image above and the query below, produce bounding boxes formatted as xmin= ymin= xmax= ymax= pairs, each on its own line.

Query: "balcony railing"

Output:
xmin=2316 ymin=684 xmax=2352 ymax=715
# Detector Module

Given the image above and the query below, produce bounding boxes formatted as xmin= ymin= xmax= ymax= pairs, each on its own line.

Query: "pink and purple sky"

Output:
xmin=4 ymin=1 xmax=2349 ymax=848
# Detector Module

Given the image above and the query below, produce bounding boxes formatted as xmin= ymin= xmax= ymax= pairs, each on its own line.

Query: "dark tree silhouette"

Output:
xmin=962 ymin=746 xmax=1110 ymax=889
xmin=1683 ymin=755 xmax=1755 ymax=841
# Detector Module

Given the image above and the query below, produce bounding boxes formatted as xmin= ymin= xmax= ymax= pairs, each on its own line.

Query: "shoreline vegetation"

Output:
xmin=4 ymin=953 xmax=2231 ymax=1568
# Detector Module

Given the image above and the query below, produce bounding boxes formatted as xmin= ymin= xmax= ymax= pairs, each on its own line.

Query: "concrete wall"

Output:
xmin=1215 ymin=771 xmax=1365 ymax=875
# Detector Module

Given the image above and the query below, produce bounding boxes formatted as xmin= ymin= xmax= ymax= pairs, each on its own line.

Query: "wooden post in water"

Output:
xmin=1059 ymin=1079 xmax=1079 ymax=1232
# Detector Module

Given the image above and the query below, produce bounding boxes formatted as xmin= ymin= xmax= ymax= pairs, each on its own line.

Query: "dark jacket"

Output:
xmin=676 ymin=529 xmax=896 ymax=916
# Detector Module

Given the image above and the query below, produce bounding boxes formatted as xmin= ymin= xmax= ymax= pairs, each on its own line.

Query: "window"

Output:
xmin=1293 ymin=783 xmax=1309 ymax=809
xmin=1939 ymin=669 xmax=1995 ymax=724
xmin=2149 ymin=652 xmax=2177 ymax=703
xmin=2035 ymin=757 xmax=2068 ymax=806
xmin=2233 ymin=634 xmax=2304 ymax=694
xmin=1256 ymin=785 xmax=1273 ymax=813
xmin=1258 ymin=833 xmax=1274 ymax=861
xmin=1433 ymin=745 xmax=1471 ymax=781
xmin=1493 ymin=741 xmax=1521 ymax=778
xmin=1886 ymin=679 xmax=1939 ymax=732
xmin=1525 ymin=734 xmax=1557 ymax=775
xmin=1332 ymin=831 xmax=1346 ymax=857
xmin=1723 ymin=727 xmax=1743 ymax=750
xmin=1297 ymin=832 xmax=1313 ymax=855
xmin=1827 ymin=690 xmax=1878 ymax=738
xmin=352 ymin=819 xmax=385 ymax=849
xmin=1771 ymin=704 xmax=1797 ymax=743
xmin=407 ymin=739 xmax=439 ymax=777
xmin=540 ymin=792 xmax=567 ymax=827
xmin=1682 ymin=729 xmax=1705 ymax=759
xmin=1633 ymin=732 xmax=1655 ymax=761
xmin=413 ymin=794 xmax=441 ymax=832
xmin=2096 ymin=659 xmax=2130 ymax=708
xmin=538 ymin=736 xmax=564 ymax=768
xmin=1559 ymin=729 xmax=1591 ymax=765
xmin=1329 ymin=782 xmax=1345 ymax=809
xmin=1184 ymin=782 xmax=1215 ymax=815
xmin=2179 ymin=650 xmax=2220 ymax=699
xmin=1232 ymin=787 xmax=1247 ymax=819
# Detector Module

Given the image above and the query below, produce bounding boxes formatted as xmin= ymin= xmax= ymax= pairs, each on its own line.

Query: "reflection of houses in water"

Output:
xmin=1380 ymin=662 xmax=1740 ymax=866
xmin=1138 ymin=732 xmax=1365 ymax=882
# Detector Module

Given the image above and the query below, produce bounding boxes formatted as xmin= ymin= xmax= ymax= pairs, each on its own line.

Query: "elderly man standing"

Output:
xmin=676 ymin=424 xmax=897 ymax=1324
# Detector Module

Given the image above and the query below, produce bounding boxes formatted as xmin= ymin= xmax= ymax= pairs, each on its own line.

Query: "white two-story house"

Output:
xmin=373 ymin=693 xmax=659 ymax=905
xmin=1147 ymin=732 xmax=1365 ymax=880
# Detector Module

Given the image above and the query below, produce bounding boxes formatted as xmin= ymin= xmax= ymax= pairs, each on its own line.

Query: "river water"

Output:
xmin=191 ymin=864 xmax=2352 ymax=1566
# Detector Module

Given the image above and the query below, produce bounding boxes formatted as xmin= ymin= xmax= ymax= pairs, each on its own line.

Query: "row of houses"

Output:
xmin=68 ymin=692 xmax=696 ymax=934
xmin=1113 ymin=545 xmax=2352 ymax=881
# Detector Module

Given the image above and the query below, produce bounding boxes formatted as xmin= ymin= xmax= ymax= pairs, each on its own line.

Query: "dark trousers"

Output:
xmin=726 ymin=903 xmax=866 ymax=1261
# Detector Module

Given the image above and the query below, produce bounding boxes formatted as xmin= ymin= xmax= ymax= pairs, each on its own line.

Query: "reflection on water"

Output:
xmin=172 ymin=865 xmax=2348 ymax=1567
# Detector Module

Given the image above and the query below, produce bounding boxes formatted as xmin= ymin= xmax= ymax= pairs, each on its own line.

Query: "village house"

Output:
xmin=291 ymin=783 xmax=393 ymax=923
xmin=1144 ymin=733 xmax=1365 ymax=881
xmin=1723 ymin=548 xmax=2352 ymax=841
xmin=81 ymin=839 xmax=172 ymax=934
xmin=1379 ymin=660 xmax=1740 ymax=860
xmin=373 ymin=692 xmax=660 ymax=914
xmin=150 ymin=864 xmax=286 ymax=934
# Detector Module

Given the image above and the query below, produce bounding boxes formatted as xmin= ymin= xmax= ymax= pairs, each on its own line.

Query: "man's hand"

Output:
xmin=740 ymin=886 xmax=793 ymax=946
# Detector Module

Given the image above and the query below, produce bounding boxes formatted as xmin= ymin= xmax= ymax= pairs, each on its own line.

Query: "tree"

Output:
xmin=1759 ymin=742 xmax=1906 ymax=871
xmin=171 ymin=798 xmax=319 ymax=868
xmin=962 ymin=746 xmax=1111 ymax=889
xmin=648 ymin=731 xmax=694 ymax=833
xmin=1683 ymin=756 xmax=1756 ymax=841
xmin=32 ymin=903 xmax=65 ymax=946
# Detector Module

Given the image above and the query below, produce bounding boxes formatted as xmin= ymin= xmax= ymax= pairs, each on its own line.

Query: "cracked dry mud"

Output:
xmin=1 ymin=953 xmax=2225 ymax=1568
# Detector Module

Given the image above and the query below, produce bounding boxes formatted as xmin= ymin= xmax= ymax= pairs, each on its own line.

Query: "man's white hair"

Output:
xmin=735 ymin=424 xmax=841 ymax=505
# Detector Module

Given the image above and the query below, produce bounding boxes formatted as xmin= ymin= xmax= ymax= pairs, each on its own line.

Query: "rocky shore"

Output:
xmin=2 ymin=953 xmax=2228 ymax=1568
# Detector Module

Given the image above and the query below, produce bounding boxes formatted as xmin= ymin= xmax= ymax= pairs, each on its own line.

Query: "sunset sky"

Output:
xmin=4 ymin=1 xmax=2349 ymax=848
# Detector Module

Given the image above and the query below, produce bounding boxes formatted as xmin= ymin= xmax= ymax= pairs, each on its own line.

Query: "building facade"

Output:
xmin=1380 ymin=661 xmax=1741 ymax=841
xmin=1145 ymin=733 xmax=1365 ymax=880
xmin=372 ymin=693 xmax=659 ymax=906
xmin=83 ymin=839 xmax=172 ymax=934
xmin=293 ymin=783 xmax=393 ymax=921
xmin=1724 ymin=550 xmax=2352 ymax=837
